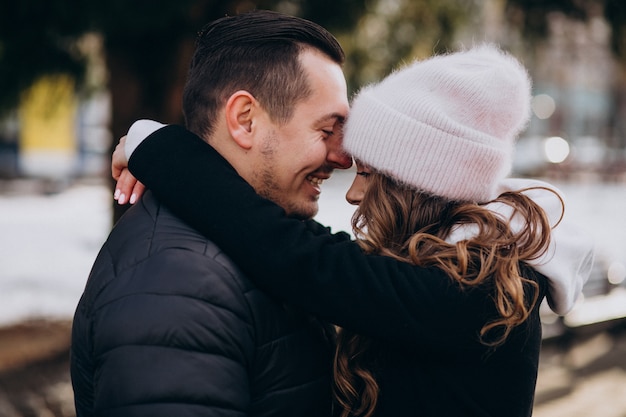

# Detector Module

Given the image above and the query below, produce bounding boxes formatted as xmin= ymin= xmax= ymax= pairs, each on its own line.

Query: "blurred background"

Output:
xmin=1 ymin=0 xmax=626 ymax=416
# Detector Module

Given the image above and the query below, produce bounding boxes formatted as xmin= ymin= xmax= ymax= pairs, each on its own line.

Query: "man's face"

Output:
xmin=253 ymin=49 xmax=351 ymax=219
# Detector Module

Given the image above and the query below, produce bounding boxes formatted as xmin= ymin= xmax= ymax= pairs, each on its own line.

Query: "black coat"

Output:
xmin=70 ymin=191 xmax=334 ymax=417
xmin=128 ymin=125 xmax=549 ymax=417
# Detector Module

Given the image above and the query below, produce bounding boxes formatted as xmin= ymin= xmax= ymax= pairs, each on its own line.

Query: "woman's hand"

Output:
xmin=112 ymin=136 xmax=145 ymax=205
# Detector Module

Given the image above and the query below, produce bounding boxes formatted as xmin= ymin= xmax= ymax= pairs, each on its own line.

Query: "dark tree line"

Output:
xmin=2 ymin=0 xmax=625 ymax=221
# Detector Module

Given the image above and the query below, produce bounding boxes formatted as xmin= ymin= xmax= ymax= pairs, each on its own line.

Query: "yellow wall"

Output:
xmin=18 ymin=75 xmax=77 ymax=177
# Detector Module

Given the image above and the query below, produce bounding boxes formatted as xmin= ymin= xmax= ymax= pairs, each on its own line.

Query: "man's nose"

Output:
xmin=326 ymin=137 xmax=352 ymax=169
xmin=328 ymin=150 xmax=352 ymax=169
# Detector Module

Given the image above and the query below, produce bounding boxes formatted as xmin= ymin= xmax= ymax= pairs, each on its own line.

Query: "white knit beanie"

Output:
xmin=343 ymin=44 xmax=532 ymax=202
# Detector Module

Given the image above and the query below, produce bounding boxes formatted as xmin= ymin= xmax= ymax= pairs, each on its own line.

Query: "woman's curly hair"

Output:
xmin=333 ymin=172 xmax=559 ymax=417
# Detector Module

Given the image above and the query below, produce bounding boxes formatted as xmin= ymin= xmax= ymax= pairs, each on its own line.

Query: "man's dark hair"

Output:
xmin=182 ymin=10 xmax=345 ymax=140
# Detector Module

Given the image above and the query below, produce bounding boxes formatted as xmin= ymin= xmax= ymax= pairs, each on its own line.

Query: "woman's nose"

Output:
xmin=345 ymin=184 xmax=363 ymax=206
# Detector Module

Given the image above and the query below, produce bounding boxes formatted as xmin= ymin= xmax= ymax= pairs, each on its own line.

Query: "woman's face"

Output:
xmin=346 ymin=160 xmax=372 ymax=206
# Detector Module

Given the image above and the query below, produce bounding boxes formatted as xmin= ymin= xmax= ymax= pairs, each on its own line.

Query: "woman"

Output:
xmin=114 ymin=45 xmax=593 ymax=416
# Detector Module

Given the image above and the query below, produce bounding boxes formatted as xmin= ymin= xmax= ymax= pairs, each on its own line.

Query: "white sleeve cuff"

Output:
xmin=125 ymin=119 xmax=167 ymax=160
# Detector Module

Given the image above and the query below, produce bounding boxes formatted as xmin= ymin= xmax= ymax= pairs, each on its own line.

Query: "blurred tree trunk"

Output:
xmin=2 ymin=0 xmax=477 ymax=223
xmin=105 ymin=35 xmax=194 ymax=222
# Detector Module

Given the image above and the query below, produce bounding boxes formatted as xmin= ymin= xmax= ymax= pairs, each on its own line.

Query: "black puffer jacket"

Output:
xmin=70 ymin=191 xmax=334 ymax=417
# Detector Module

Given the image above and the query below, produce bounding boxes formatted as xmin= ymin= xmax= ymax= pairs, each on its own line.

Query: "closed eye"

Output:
xmin=356 ymin=171 xmax=370 ymax=177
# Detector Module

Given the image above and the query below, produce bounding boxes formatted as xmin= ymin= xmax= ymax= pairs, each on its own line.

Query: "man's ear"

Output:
xmin=225 ymin=90 xmax=258 ymax=150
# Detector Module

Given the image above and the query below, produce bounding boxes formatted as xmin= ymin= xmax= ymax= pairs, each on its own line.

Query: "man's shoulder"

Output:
xmin=104 ymin=191 xmax=231 ymax=267
xmin=85 ymin=191 xmax=276 ymax=315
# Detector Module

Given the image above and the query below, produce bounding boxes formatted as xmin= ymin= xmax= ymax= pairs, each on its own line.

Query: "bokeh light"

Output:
xmin=543 ymin=136 xmax=570 ymax=163
xmin=531 ymin=94 xmax=556 ymax=119
xmin=608 ymin=261 xmax=626 ymax=285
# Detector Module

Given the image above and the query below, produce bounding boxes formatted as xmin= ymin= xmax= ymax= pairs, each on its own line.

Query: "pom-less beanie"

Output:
xmin=343 ymin=44 xmax=532 ymax=202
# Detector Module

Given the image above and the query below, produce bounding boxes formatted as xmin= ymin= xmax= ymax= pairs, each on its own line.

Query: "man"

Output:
xmin=70 ymin=10 xmax=351 ymax=417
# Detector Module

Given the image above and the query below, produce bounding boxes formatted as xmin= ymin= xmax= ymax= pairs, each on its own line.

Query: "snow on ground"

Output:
xmin=0 ymin=181 xmax=111 ymax=326
xmin=0 ymin=172 xmax=625 ymax=327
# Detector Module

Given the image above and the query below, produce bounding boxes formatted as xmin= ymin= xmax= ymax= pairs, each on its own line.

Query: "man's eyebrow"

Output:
xmin=315 ymin=113 xmax=346 ymax=125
